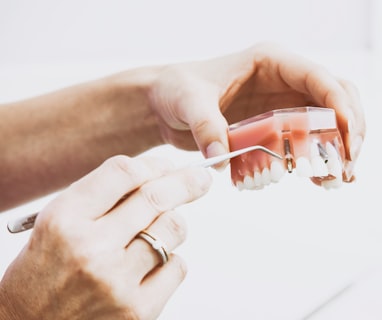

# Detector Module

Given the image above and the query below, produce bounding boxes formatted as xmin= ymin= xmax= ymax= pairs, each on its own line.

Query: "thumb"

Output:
xmin=183 ymin=95 xmax=230 ymax=168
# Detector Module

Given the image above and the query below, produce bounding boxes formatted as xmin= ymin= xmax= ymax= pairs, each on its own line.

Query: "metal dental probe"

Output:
xmin=191 ymin=145 xmax=283 ymax=168
xmin=7 ymin=145 xmax=283 ymax=234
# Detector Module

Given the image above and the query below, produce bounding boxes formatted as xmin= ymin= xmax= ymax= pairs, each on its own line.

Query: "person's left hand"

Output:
xmin=147 ymin=42 xmax=365 ymax=182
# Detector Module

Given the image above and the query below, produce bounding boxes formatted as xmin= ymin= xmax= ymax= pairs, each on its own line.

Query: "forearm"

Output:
xmin=0 ymin=67 xmax=163 ymax=211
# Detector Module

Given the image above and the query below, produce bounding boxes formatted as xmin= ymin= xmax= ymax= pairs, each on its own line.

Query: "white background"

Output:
xmin=1 ymin=1 xmax=381 ymax=319
xmin=0 ymin=0 xmax=372 ymax=61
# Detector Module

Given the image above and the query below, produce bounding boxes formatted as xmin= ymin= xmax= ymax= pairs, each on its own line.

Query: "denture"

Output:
xmin=228 ymin=106 xmax=346 ymax=190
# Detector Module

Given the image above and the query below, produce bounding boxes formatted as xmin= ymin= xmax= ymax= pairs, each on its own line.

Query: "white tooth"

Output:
xmin=243 ymin=175 xmax=255 ymax=189
xmin=326 ymin=141 xmax=339 ymax=158
xmin=327 ymin=156 xmax=343 ymax=178
xmin=270 ymin=161 xmax=285 ymax=182
xmin=262 ymin=167 xmax=271 ymax=185
xmin=322 ymin=177 xmax=343 ymax=189
xmin=311 ymin=156 xmax=329 ymax=177
xmin=236 ymin=180 xmax=245 ymax=191
xmin=254 ymin=171 xmax=263 ymax=189
xmin=310 ymin=141 xmax=320 ymax=158
xmin=295 ymin=157 xmax=313 ymax=177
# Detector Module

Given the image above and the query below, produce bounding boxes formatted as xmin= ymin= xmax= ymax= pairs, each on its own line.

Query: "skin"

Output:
xmin=0 ymin=156 xmax=212 ymax=319
xmin=148 ymin=43 xmax=365 ymax=181
xmin=0 ymin=42 xmax=366 ymax=319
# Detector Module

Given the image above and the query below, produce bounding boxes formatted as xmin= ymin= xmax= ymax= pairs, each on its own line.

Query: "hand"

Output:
xmin=0 ymin=155 xmax=212 ymax=320
xmin=148 ymin=42 xmax=365 ymax=181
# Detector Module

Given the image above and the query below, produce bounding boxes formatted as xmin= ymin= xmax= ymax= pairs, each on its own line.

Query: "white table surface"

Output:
xmin=0 ymin=49 xmax=381 ymax=319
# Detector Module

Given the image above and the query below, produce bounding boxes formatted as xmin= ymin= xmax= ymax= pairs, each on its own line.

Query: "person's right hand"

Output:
xmin=0 ymin=155 xmax=212 ymax=320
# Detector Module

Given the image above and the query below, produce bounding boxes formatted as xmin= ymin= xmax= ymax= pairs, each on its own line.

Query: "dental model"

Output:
xmin=228 ymin=106 xmax=346 ymax=190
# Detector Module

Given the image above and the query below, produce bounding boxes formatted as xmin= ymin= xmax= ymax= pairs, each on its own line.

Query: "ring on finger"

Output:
xmin=136 ymin=230 xmax=169 ymax=266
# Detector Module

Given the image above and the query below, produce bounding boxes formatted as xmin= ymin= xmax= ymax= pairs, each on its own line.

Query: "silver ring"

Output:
xmin=137 ymin=230 xmax=169 ymax=265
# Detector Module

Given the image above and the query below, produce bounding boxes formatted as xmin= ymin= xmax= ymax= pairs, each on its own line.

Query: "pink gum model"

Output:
xmin=228 ymin=106 xmax=346 ymax=190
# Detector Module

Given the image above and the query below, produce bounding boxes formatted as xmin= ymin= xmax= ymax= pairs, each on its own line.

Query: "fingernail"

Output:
xmin=343 ymin=135 xmax=363 ymax=182
xmin=346 ymin=110 xmax=357 ymax=133
xmin=206 ymin=141 xmax=229 ymax=172
xmin=350 ymin=135 xmax=363 ymax=161
xmin=206 ymin=141 xmax=227 ymax=158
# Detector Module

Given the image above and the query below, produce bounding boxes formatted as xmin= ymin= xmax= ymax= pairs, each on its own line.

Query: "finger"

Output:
xmin=271 ymin=48 xmax=366 ymax=180
xmin=177 ymin=81 xmax=230 ymax=163
xmin=191 ymin=109 xmax=230 ymax=160
xmin=125 ymin=210 xmax=187 ymax=279
xmin=193 ymin=111 xmax=230 ymax=170
xmin=302 ymin=73 xmax=364 ymax=181
xmin=98 ymin=166 xmax=211 ymax=246
xmin=258 ymin=45 xmax=349 ymax=111
xmin=41 ymin=155 xmax=174 ymax=220
xmin=137 ymin=254 xmax=188 ymax=320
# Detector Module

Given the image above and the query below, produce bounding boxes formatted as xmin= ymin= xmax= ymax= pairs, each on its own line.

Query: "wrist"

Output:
xmin=101 ymin=65 xmax=166 ymax=155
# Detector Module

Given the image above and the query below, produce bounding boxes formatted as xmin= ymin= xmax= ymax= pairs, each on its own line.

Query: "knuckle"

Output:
xmin=163 ymin=211 xmax=187 ymax=242
xmin=106 ymin=155 xmax=173 ymax=190
xmin=183 ymin=169 xmax=210 ymax=199
xmin=32 ymin=207 xmax=93 ymax=262
xmin=106 ymin=155 xmax=142 ymax=184
xmin=34 ymin=204 xmax=68 ymax=239
xmin=139 ymin=184 xmax=168 ymax=213
xmin=192 ymin=118 xmax=211 ymax=137
xmin=138 ymin=168 xmax=210 ymax=214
